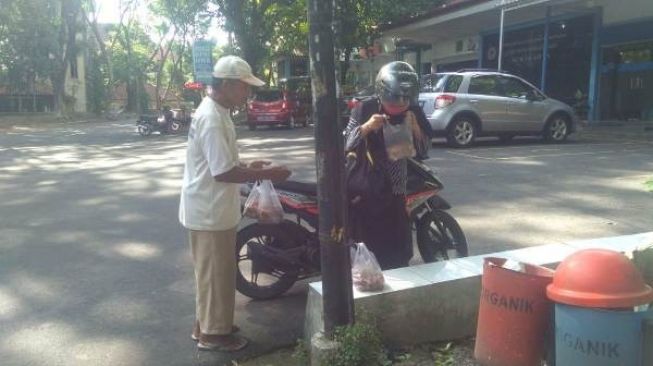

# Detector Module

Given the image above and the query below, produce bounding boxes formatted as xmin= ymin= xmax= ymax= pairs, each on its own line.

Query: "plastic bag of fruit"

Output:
xmin=244 ymin=180 xmax=284 ymax=224
xmin=351 ymin=242 xmax=385 ymax=292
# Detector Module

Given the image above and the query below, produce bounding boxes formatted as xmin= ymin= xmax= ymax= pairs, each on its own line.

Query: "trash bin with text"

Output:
xmin=547 ymin=249 xmax=653 ymax=366
xmin=474 ymin=257 xmax=555 ymax=366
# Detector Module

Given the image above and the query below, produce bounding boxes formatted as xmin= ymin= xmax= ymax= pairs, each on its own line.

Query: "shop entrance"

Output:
xmin=600 ymin=41 xmax=653 ymax=121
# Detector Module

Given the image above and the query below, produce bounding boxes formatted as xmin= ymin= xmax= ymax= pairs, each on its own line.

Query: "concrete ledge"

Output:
xmin=304 ymin=232 xmax=653 ymax=347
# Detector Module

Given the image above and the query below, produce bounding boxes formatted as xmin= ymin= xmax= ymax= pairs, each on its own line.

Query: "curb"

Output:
xmin=304 ymin=232 xmax=653 ymax=348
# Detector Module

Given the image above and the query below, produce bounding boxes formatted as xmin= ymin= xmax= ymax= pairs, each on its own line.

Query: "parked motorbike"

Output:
xmin=136 ymin=108 xmax=191 ymax=136
xmin=236 ymin=158 xmax=468 ymax=300
xmin=136 ymin=114 xmax=166 ymax=136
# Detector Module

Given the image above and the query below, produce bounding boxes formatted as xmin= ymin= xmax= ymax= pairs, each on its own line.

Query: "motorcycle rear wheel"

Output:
xmin=169 ymin=121 xmax=181 ymax=133
xmin=235 ymin=221 xmax=306 ymax=300
xmin=416 ymin=209 xmax=468 ymax=263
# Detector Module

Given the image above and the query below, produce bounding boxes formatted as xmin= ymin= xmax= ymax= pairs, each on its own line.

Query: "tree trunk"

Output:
xmin=52 ymin=0 xmax=81 ymax=117
xmin=163 ymin=38 xmax=187 ymax=104
xmin=308 ymin=0 xmax=354 ymax=338
xmin=52 ymin=73 xmax=66 ymax=116
xmin=155 ymin=40 xmax=174 ymax=110
xmin=82 ymin=7 xmax=113 ymax=88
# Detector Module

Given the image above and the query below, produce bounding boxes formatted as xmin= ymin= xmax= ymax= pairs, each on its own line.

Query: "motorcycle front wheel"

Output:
xmin=235 ymin=221 xmax=307 ymax=300
xmin=416 ymin=209 xmax=468 ymax=263
xmin=137 ymin=124 xmax=152 ymax=136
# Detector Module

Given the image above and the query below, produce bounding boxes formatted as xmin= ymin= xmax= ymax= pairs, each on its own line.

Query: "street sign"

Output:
xmin=192 ymin=40 xmax=214 ymax=85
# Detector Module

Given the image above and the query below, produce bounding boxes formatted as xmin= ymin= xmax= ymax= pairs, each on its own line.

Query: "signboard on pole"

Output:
xmin=192 ymin=40 xmax=214 ymax=85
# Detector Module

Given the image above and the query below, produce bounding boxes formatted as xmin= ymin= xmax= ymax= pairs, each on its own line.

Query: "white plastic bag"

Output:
xmin=243 ymin=181 xmax=261 ymax=219
xmin=383 ymin=118 xmax=416 ymax=161
xmin=351 ymin=242 xmax=385 ymax=292
xmin=243 ymin=180 xmax=284 ymax=224
xmin=257 ymin=180 xmax=284 ymax=224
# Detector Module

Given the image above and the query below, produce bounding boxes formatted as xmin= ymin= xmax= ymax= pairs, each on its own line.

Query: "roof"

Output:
xmin=381 ymin=0 xmax=490 ymax=31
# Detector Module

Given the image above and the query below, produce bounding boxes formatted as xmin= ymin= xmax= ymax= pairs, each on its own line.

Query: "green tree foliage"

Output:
xmin=83 ymin=0 xmax=209 ymax=113
xmin=148 ymin=0 xmax=211 ymax=109
xmin=335 ymin=0 xmax=442 ymax=84
xmin=209 ymin=0 xmax=279 ymax=75
xmin=110 ymin=20 xmax=155 ymax=112
xmin=1 ymin=0 xmax=441 ymax=114
xmin=0 ymin=0 xmax=83 ymax=115
xmin=209 ymin=0 xmax=440 ymax=84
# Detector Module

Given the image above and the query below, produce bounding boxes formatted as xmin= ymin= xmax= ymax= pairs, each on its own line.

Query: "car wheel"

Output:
xmin=447 ymin=118 xmax=476 ymax=147
xmin=287 ymin=115 xmax=296 ymax=129
xmin=544 ymin=114 xmax=569 ymax=143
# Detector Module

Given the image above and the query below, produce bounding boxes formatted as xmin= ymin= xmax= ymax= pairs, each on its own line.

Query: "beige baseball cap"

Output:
xmin=212 ymin=55 xmax=265 ymax=87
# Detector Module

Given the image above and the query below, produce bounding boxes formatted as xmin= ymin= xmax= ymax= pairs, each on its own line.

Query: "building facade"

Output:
xmin=380 ymin=0 xmax=653 ymax=122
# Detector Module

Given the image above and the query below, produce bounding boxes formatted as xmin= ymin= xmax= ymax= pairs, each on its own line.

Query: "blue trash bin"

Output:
xmin=554 ymin=303 xmax=653 ymax=366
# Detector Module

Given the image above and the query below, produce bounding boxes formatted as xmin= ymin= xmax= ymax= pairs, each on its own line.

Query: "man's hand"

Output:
xmin=249 ymin=160 xmax=271 ymax=169
xmin=265 ymin=166 xmax=291 ymax=183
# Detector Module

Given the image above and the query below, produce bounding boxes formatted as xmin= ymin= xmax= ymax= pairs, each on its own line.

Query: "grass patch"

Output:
xmin=326 ymin=312 xmax=389 ymax=366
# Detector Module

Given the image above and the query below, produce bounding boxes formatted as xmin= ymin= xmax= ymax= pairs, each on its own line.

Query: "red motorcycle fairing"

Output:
xmin=277 ymin=191 xmax=318 ymax=216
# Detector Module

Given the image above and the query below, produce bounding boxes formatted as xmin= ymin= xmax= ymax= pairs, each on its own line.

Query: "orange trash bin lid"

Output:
xmin=547 ymin=248 xmax=653 ymax=308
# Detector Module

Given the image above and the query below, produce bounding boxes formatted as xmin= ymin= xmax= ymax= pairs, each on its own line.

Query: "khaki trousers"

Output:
xmin=189 ymin=227 xmax=237 ymax=335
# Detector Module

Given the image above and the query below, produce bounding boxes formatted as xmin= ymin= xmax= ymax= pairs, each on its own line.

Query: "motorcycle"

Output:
xmin=236 ymin=158 xmax=468 ymax=300
xmin=136 ymin=108 xmax=191 ymax=136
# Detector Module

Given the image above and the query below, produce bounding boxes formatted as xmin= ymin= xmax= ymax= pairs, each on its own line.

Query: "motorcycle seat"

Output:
xmin=274 ymin=180 xmax=317 ymax=197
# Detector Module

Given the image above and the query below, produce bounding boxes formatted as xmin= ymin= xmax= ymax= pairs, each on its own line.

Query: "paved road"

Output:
xmin=1 ymin=120 xmax=652 ymax=366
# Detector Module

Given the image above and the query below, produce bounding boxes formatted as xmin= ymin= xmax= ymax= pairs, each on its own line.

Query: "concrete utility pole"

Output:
xmin=307 ymin=0 xmax=354 ymax=337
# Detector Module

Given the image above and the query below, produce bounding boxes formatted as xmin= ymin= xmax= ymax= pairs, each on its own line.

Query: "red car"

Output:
xmin=246 ymin=77 xmax=311 ymax=130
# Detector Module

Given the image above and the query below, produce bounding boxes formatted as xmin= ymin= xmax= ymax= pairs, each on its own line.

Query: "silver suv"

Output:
xmin=418 ymin=70 xmax=578 ymax=147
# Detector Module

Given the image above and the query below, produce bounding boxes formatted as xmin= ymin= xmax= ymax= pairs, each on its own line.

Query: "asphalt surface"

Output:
xmin=1 ymin=118 xmax=652 ymax=365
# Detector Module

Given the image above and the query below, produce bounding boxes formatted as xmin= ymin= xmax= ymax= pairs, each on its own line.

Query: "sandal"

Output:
xmin=197 ymin=334 xmax=249 ymax=352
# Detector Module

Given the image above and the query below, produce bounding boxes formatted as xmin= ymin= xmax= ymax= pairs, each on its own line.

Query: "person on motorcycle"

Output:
xmin=158 ymin=105 xmax=173 ymax=133
xmin=344 ymin=61 xmax=433 ymax=270
xmin=179 ymin=55 xmax=291 ymax=352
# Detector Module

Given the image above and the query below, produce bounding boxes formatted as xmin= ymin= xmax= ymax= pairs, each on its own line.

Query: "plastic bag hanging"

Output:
xmin=351 ymin=242 xmax=385 ymax=292
xmin=243 ymin=181 xmax=261 ymax=219
xmin=255 ymin=180 xmax=284 ymax=224
xmin=383 ymin=118 xmax=416 ymax=161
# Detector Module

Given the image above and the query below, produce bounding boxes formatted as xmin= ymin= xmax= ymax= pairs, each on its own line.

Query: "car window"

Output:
xmin=500 ymin=77 xmax=533 ymax=99
xmin=419 ymin=74 xmax=446 ymax=92
xmin=253 ymin=90 xmax=282 ymax=102
xmin=468 ymin=75 xmax=501 ymax=96
xmin=444 ymin=75 xmax=463 ymax=93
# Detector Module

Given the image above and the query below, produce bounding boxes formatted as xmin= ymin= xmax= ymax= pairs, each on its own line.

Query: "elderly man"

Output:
xmin=179 ymin=55 xmax=291 ymax=352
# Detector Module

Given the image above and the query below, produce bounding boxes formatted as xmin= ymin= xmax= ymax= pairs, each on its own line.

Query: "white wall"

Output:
xmin=430 ymin=36 xmax=479 ymax=61
xmin=599 ymin=0 xmax=653 ymax=25
xmin=427 ymin=36 xmax=479 ymax=71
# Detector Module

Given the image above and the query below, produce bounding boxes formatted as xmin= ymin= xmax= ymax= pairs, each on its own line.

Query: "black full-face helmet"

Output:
xmin=375 ymin=61 xmax=419 ymax=107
